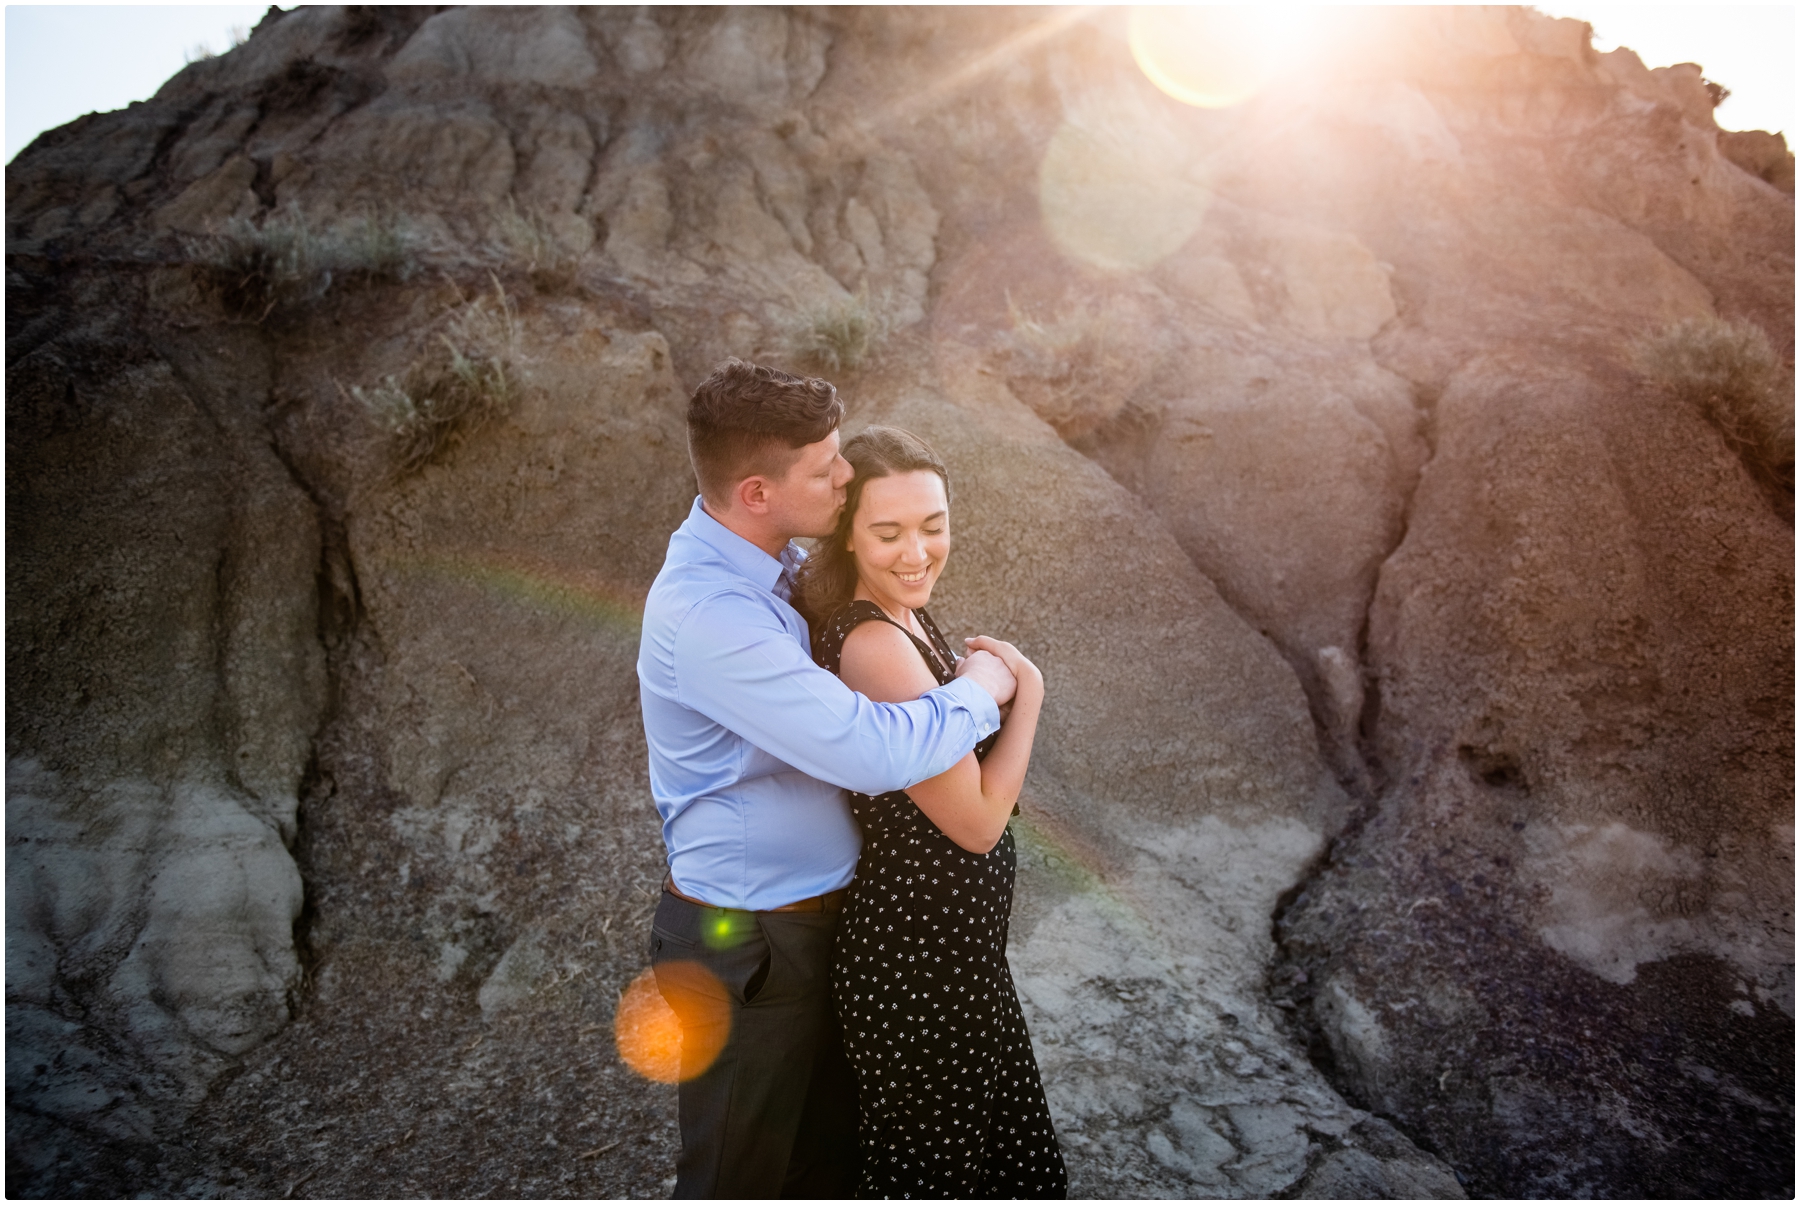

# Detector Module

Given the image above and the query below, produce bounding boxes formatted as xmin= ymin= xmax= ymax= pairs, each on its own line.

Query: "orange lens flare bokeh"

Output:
xmin=615 ymin=962 xmax=731 ymax=1084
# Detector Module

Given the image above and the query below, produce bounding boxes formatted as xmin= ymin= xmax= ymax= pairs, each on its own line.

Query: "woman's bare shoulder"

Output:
xmin=840 ymin=617 xmax=921 ymax=669
xmin=839 ymin=618 xmax=938 ymax=703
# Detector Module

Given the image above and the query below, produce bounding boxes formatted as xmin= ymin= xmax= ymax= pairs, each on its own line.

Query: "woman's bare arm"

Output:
xmin=838 ymin=622 xmax=1045 ymax=854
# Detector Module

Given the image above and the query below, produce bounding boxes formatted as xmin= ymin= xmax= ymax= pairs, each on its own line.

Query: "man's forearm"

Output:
xmin=674 ymin=625 xmax=999 ymax=794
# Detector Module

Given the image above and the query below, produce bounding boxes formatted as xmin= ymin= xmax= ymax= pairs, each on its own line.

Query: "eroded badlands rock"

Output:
xmin=5 ymin=4 xmax=1790 ymax=1198
xmin=7 ymin=302 xmax=324 ymax=1185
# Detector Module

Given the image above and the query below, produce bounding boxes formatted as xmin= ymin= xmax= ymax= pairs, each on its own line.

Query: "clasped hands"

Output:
xmin=954 ymin=635 xmax=1041 ymax=719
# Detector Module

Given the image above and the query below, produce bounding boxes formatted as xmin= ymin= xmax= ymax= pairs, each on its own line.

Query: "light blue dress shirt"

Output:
xmin=638 ymin=497 xmax=1002 ymax=910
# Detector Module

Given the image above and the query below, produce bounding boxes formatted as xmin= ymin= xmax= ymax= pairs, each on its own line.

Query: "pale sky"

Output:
xmin=1534 ymin=3 xmax=1793 ymax=134
xmin=5 ymin=4 xmax=1796 ymax=164
xmin=7 ymin=5 xmax=267 ymax=161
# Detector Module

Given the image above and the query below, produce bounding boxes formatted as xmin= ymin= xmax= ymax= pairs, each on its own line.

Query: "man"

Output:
xmin=637 ymin=359 xmax=1019 ymax=1198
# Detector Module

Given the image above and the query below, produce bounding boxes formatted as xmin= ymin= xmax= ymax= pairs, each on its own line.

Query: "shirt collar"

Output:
xmin=681 ymin=496 xmax=798 ymax=596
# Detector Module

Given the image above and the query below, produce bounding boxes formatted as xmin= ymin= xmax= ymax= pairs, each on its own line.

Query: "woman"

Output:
xmin=797 ymin=426 xmax=1067 ymax=1199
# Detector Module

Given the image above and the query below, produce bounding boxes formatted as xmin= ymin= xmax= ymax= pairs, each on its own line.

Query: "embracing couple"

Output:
xmin=637 ymin=359 xmax=1067 ymax=1198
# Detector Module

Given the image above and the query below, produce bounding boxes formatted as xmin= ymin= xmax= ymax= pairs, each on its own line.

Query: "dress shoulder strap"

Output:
xmin=813 ymin=600 xmax=954 ymax=684
xmin=913 ymin=608 xmax=959 ymax=673
xmin=813 ymin=600 xmax=897 ymax=674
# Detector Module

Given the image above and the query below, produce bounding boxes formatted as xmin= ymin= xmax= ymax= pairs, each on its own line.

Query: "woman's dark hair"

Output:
xmin=688 ymin=358 xmax=843 ymax=506
xmin=795 ymin=425 xmax=951 ymax=629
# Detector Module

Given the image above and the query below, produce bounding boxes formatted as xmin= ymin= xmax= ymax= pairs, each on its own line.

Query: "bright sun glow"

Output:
xmin=1125 ymin=6 xmax=1790 ymax=134
xmin=1127 ymin=6 xmax=1301 ymax=109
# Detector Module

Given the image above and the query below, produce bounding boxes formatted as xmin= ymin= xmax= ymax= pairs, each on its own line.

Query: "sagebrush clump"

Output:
xmin=350 ymin=278 xmax=518 ymax=475
xmin=999 ymin=291 xmax=1151 ymax=441
xmin=1632 ymin=316 xmax=1795 ymax=499
xmin=185 ymin=205 xmax=414 ymax=318
xmin=490 ymin=199 xmax=581 ymax=292
xmin=352 ymin=348 xmax=512 ymax=476
xmin=788 ymin=288 xmax=887 ymax=373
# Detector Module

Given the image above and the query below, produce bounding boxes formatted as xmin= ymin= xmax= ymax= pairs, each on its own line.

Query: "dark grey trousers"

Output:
xmin=649 ymin=891 xmax=859 ymax=1199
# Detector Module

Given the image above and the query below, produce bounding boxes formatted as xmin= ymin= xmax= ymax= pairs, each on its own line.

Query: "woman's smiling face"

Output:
xmin=848 ymin=469 xmax=951 ymax=617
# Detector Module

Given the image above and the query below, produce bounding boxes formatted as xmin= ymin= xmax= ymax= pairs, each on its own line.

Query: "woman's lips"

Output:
xmin=895 ymin=567 xmax=928 ymax=584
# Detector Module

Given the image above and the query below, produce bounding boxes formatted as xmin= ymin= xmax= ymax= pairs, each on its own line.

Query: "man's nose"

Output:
xmin=832 ymin=456 xmax=853 ymax=487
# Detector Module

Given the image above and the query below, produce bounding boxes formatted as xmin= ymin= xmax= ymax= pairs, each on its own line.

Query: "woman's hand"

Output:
xmin=952 ymin=648 xmax=1018 ymax=709
xmin=888 ymin=633 xmax=1046 ymax=853
xmin=963 ymin=635 xmax=1043 ymax=699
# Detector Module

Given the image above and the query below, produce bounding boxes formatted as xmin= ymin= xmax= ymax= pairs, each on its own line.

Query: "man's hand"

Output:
xmin=954 ymin=648 xmax=1018 ymax=709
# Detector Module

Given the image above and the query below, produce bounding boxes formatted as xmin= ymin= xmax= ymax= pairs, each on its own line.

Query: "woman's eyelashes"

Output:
xmin=876 ymin=527 xmax=943 ymax=544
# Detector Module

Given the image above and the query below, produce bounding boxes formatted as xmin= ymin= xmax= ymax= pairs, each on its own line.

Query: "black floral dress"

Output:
xmin=814 ymin=600 xmax=1067 ymax=1200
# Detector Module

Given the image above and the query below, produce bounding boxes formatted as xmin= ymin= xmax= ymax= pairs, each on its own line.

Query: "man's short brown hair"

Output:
xmin=688 ymin=359 xmax=844 ymax=507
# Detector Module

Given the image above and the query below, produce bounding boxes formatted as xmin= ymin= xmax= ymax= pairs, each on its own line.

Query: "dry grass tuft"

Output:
xmin=1632 ymin=316 xmax=1794 ymax=501
xmin=491 ymin=200 xmax=582 ymax=293
xmin=999 ymin=291 xmax=1154 ymax=441
xmin=786 ymin=287 xmax=888 ymax=374
xmin=349 ymin=276 xmax=518 ymax=476
xmin=185 ymin=205 xmax=415 ymax=318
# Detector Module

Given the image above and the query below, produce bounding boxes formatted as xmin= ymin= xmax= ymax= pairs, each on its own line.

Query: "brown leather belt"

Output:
xmin=663 ymin=873 xmax=845 ymax=914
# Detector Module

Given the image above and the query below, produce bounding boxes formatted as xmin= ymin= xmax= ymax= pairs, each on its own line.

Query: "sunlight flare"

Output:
xmin=615 ymin=962 xmax=731 ymax=1084
xmin=1128 ymin=6 xmax=1297 ymax=109
xmin=1037 ymin=91 xmax=1212 ymax=272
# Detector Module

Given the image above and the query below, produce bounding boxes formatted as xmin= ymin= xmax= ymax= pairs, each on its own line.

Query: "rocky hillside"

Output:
xmin=7 ymin=6 xmax=1791 ymax=1198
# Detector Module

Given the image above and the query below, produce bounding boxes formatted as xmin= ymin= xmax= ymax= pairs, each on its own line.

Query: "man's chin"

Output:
xmin=804 ymin=507 xmax=845 ymax=540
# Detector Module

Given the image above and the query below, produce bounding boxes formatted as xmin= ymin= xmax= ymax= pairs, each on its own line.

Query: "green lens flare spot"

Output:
xmin=701 ymin=910 xmax=754 ymax=950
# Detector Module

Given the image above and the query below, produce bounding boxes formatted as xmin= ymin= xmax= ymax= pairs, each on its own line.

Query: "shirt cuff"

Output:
xmin=932 ymin=675 xmax=1002 ymax=740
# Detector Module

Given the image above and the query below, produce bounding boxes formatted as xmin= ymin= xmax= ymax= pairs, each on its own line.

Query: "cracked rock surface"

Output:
xmin=6 ymin=5 xmax=1789 ymax=1198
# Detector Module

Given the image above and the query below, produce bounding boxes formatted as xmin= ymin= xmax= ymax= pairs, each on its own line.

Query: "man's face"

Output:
xmin=763 ymin=430 xmax=853 ymax=541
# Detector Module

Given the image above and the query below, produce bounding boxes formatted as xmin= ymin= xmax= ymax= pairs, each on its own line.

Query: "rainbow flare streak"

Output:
xmin=395 ymin=552 xmax=1158 ymax=1074
xmin=396 ymin=552 xmax=647 ymax=635
xmin=1008 ymin=798 xmax=1159 ymax=943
